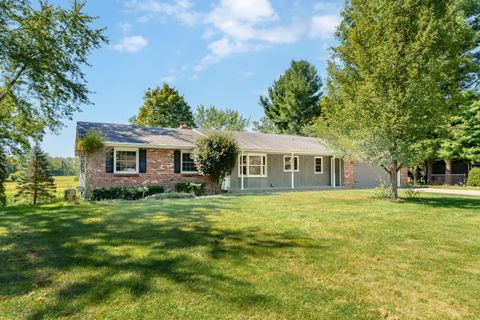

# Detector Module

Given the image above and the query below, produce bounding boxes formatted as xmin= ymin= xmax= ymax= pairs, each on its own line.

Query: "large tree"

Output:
xmin=0 ymin=0 xmax=106 ymax=205
xmin=316 ymin=0 xmax=476 ymax=199
xmin=130 ymin=83 xmax=195 ymax=128
xmin=259 ymin=60 xmax=322 ymax=135
xmin=195 ymin=105 xmax=250 ymax=131
xmin=15 ymin=143 xmax=56 ymax=204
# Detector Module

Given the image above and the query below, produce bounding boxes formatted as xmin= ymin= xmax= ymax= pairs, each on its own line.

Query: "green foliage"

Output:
xmin=0 ymin=0 xmax=107 ymax=152
xmin=88 ymin=185 xmax=165 ymax=201
xmin=259 ymin=60 xmax=322 ymax=135
xmin=373 ymin=179 xmax=393 ymax=200
xmin=195 ymin=105 xmax=250 ymax=131
xmin=439 ymin=94 xmax=480 ymax=163
xmin=48 ymin=157 xmax=80 ymax=176
xmin=252 ymin=116 xmax=279 ymax=134
xmin=130 ymin=83 xmax=195 ymax=128
xmin=144 ymin=192 xmax=195 ymax=200
xmin=175 ymin=182 xmax=205 ymax=196
xmin=0 ymin=145 xmax=7 ymax=206
xmin=192 ymin=133 xmax=239 ymax=194
xmin=317 ymin=0 xmax=476 ymax=199
xmin=76 ymin=129 xmax=105 ymax=155
xmin=467 ymin=167 xmax=480 ymax=186
xmin=15 ymin=144 xmax=56 ymax=204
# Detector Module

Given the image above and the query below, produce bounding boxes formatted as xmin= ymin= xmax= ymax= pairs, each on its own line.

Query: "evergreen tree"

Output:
xmin=316 ymin=0 xmax=475 ymax=199
xmin=15 ymin=144 xmax=56 ymax=204
xmin=130 ymin=83 xmax=195 ymax=128
xmin=259 ymin=60 xmax=322 ymax=135
xmin=195 ymin=105 xmax=250 ymax=131
xmin=252 ymin=116 xmax=279 ymax=134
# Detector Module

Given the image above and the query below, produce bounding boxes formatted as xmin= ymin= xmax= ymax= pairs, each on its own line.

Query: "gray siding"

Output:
xmin=354 ymin=163 xmax=389 ymax=188
xmin=228 ymin=154 xmax=337 ymax=191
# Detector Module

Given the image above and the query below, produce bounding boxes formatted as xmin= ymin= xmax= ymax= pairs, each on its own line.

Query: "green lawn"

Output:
xmin=421 ymin=184 xmax=480 ymax=191
xmin=0 ymin=190 xmax=479 ymax=319
xmin=5 ymin=176 xmax=77 ymax=205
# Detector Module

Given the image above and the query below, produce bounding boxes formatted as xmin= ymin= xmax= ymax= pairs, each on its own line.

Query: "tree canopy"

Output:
xmin=130 ymin=83 xmax=195 ymax=128
xmin=195 ymin=105 xmax=250 ymax=131
xmin=316 ymin=0 xmax=476 ymax=198
xmin=259 ymin=60 xmax=322 ymax=135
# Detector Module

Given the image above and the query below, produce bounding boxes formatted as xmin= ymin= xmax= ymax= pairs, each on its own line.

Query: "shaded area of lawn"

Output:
xmin=0 ymin=191 xmax=479 ymax=319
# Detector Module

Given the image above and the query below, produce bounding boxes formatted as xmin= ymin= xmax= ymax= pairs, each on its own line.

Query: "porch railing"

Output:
xmin=431 ymin=174 xmax=467 ymax=185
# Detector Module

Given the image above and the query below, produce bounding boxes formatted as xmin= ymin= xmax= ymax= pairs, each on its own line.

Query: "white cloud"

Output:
xmin=119 ymin=21 xmax=132 ymax=33
xmin=113 ymin=35 xmax=148 ymax=52
xmin=309 ymin=14 xmax=340 ymax=39
xmin=125 ymin=0 xmax=199 ymax=26
xmin=242 ymin=71 xmax=255 ymax=77
xmin=160 ymin=75 xmax=176 ymax=82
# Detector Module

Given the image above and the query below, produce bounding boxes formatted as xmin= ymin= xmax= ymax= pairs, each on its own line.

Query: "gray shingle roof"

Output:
xmin=76 ymin=122 xmax=331 ymax=154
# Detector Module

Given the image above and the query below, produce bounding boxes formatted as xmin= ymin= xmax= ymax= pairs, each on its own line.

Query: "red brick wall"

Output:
xmin=399 ymin=166 xmax=408 ymax=186
xmin=83 ymin=147 xmax=214 ymax=193
xmin=343 ymin=160 xmax=355 ymax=187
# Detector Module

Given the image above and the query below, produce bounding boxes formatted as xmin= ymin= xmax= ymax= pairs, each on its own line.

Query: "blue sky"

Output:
xmin=43 ymin=0 xmax=342 ymax=157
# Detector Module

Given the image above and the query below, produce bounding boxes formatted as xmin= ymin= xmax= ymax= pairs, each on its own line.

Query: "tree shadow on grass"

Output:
xmin=402 ymin=195 xmax=480 ymax=210
xmin=0 ymin=197 xmax=332 ymax=319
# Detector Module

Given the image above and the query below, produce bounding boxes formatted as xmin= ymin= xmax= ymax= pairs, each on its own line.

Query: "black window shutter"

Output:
xmin=139 ymin=149 xmax=147 ymax=173
xmin=174 ymin=150 xmax=181 ymax=173
xmin=106 ymin=149 xmax=114 ymax=173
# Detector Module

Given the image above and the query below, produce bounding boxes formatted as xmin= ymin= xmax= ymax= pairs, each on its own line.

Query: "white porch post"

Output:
xmin=339 ymin=159 xmax=342 ymax=186
xmin=291 ymin=152 xmax=294 ymax=189
xmin=332 ymin=157 xmax=336 ymax=188
xmin=241 ymin=151 xmax=244 ymax=190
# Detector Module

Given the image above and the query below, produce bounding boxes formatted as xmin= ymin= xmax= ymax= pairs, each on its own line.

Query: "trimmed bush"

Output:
xmin=145 ymin=192 xmax=195 ymax=200
xmin=175 ymin=182 xmax=205 ymax=196
xmin=88 ymin=185 xmax=164 ymax=201
xmin=467 ymin=167 xmax=480 ymax=187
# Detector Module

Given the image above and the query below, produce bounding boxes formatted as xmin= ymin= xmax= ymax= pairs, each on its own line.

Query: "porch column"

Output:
xmin=339 ymin=159 xmax=342 ymax=186
xmin=291 ymin=152 xmax=294 ymax=189
xmin=241 ymin=151 xmax=244 ymax=190
xmin=332 ymin=157 xmax=336 ymax=187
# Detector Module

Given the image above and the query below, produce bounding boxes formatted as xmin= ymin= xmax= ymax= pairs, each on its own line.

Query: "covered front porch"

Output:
xmin=224 ymin=151 xmax=344 ymax=192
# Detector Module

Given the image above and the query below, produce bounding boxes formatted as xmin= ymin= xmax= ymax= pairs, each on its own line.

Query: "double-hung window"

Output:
xmin=238 ymin=154 xmax=267 ymax=177
xmin=284 ymin=156 xmax=299 ymax=172
xmin=314 ymin=157 xmax=323 ymax=174
xmin=114 ymin=148 xmax=139 ymax=174
xmin=181 ymin=151 xmax=198 ymax=173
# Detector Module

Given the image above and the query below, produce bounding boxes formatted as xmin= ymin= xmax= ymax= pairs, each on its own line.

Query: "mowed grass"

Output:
xmin=5 ymin=176 xmax=77 ymax=205
xmin=0 ymin=190 xmax=479 ymax=319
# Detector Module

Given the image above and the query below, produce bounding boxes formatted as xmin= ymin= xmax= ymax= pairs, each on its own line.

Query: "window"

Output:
xmin=238 ymin=154 xmax=267 ymax=177
xmin=181 ymin=151 xmax=197 ymax=173
xmin=314 ymin=157 xmax=323 ymax=174
xmin=284 ymin=156 xmax=299 ymax=172
xmin=114 ymin=148 xmax=138 ymax=173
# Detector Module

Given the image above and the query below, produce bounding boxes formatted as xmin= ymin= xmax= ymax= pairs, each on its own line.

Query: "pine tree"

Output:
xmin=259 ymin=60 xmax=322 ymax=135
xmin=15 ymin=144 xmax=56 ymax=204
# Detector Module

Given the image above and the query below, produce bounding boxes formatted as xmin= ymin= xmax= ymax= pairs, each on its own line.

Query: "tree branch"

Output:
xmin=0 ymin=65 xmax=26 ymax=102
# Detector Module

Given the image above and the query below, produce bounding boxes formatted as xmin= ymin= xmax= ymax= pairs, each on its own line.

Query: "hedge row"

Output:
xmin=174 ymin=182 xmax=205 ymax=196
xmin=88 ymin=185 xmax=164 ymax=201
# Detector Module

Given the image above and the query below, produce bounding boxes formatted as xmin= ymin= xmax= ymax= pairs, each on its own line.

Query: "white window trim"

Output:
xmin=314 ymin=156 xmax=324 ymax=174
xmin=283 ymin=155 xmax=299 ymax=172
xmin=113 ymin=147 xmax=139 ymax=174
xmin=238 ymin=153 xmax=268 ymax=177
xmin=180 ymin=150 xmax=198 ymax=174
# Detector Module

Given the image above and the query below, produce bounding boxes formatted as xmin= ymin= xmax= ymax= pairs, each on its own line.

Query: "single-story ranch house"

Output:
xmin=76 ymin=121 xmax=408 ymax=193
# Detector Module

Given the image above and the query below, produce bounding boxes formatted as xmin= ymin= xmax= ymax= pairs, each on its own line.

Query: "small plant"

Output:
xmin=175 ymin=182 xmax=205 ymax=196
xmin=373 ymin=178 xmax=392 ymax=200
xmin=403 ymin=183 xmax=420 ymax=199
xmin=467 ymin=167 xmax=480 ymax=187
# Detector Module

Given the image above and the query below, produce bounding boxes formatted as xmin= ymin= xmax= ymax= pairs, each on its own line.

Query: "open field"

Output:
xmin=5 ymin=176 xmax=77 ymax=205
xmin=0 ymin=190 xmax=479 ymax=319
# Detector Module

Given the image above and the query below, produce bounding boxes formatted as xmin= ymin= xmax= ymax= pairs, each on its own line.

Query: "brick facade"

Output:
xmin=82 ymin=147 xmax=214 ymax=193
xmin=399 ymin=166 xmax=408 ymax=186
xmin=343 ymin=160 xmax=355 ymax=187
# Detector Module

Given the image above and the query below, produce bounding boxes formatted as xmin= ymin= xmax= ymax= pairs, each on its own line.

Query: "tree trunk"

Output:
xmin=445 ymin=159 xmax=453 ymax=185
xmin=390 ymin=161 xmax=399 ymax=200
xmin=413 ymin=166 xmax=418 ymax=185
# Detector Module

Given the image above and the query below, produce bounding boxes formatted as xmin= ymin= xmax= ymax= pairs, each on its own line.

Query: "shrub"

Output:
xmin=88 ymin=185 xmax=164 ymax=201
xmin=175 ymin=182 xmax=205 ymax=196
xmin=192 ymin=132 xmax=239 ymax=194
xmin=373 ymin=179 xmax=392 ymax=199
xmin=467 ymin=167 xmax=480 ymax=187
xmin=144 ymin=192 xmax=195 ymax=200
xmin=403 ymin=183 xmax=420 ymax=199
xmin=76 ymin=129 xmax=104 ymax=154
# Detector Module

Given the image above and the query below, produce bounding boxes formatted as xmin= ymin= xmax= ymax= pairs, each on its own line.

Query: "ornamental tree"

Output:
xmin=129 ymin=83 xmax=195 ymax=128
xmin=15 ymin=144 xmax=56 ymax=204
xmin=259 ymin=60 xmax=322 ymax=135
xmin=316 ymin=0 xmax=476 ymax=199
xmin=192 ymin=133 xmax=239 ymax=194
